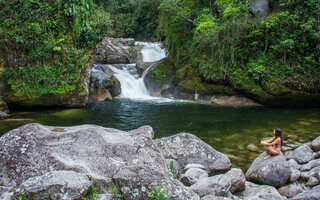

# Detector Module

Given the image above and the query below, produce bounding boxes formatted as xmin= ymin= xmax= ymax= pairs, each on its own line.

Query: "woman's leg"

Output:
xmin=265 ymin=146 xmax=280 ymax=156
xmin=262 ymin=144 xmax=271 ymax=159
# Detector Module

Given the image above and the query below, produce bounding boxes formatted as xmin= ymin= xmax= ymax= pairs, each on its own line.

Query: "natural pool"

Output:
xmin=1 ymin=98 xmax=320 ymax=171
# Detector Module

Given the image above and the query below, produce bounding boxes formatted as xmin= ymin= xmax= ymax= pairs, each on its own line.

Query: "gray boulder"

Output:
xmin=180 ymin=168 xmax=208 ymax=186
xmin=306 ymin=176 xmax=319 ymax=187
xmin=290 ymin=169 xmax=301 ymax=182
xmin=290 ymin=185 xmax=320 ymax=200
xmin=278 ymin=182 xmax=306 ymax=198
xmin=0 ymin=123 xmax=163 ymax=191
xmin=311 ymin=136 xmax=320 ymax=152
xmin=238 ymin=181 xmax=284 ymax=200
xmin=245 ymin=152 xmax=291 ymax=187
xmin=154 ymin=133 xmax=231 ymax=174
xmin=95 ymin=193 xmax=122 ymax=200
xmin=224 ymin=168 xmax=246 ymax=193
xmin=248 ymin=0 xmax=269 ymax=19
xmin=184 ymin=163 xmax=207 ymax=172
xmin=288 ymin=159 xmax=301 ymax=170
xmin=201 ymin=195 xmax=233 ymax=200
xmin=300 ymin=159 xmax=320 ymax=171
xmin=94 ymin=37 xmax=137 ymax=64
xmin=14 ymin=171 xmax=91 ymax=200
xmin=190 ymin=175 xmax=231 ymax=197
xmin=289 ymin=144 xmax=314 ymax=164
xmin=112 ymin=165 xmax=199 ymax=200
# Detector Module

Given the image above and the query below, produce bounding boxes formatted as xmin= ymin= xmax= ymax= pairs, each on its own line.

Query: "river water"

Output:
xmin=1 ymin=42 xmax=319 ymax=171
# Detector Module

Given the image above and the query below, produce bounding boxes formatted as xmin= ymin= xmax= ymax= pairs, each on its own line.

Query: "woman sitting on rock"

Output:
xmin=261 ymin=128 xmax=282 ymax=159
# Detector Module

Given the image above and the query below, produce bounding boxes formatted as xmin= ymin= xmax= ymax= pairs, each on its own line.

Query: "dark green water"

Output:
xmin=1 ymin=98 xmax=320 ymax=170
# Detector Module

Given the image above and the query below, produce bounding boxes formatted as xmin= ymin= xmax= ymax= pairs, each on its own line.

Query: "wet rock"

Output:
xmin=190 ymin=175 xmax=231 ymax=197
xmin=300 ymin=159 xmax=320 ymax=171
xmin=247 ymin=144 xmax=260 ymax=152
xmin=224 ymin=168 xmax=246 ymax=193
xmin=180 ymin=168 xmax=208 ymax=186
xmin=278 ymin=182 xmax=306 ymax=198
xmin=245 ymin=152 xmax=290 ymax=187
xmin=290 ymin=169 xmax=301 ymax=182
xmin=290 ymin=185 xmax=320 ymax=200
xmin=94 ymin=37 xmax=137 ymax=64
xmin=14 ymin=171 xmax=91 ymax=200
xmin=289 ymin=143 xmax=315 ymax=164
xmin=311 ymin=136 xmax=320 ymax=152
xmin=154 ymin=133 xmax=231 ymax=174
xmin=184 ymin=164 xmax=207 ymax=172
xmin=238 ymin=181 xmax=284 ymax=200
xmin=95 ymin=193 xmax=122 ymax=200
xmin=0 ymin=186 xmax=13 ymax=200
xmin=112 ymin=165 xmax=199 ymax=200
xmin=248 ymin=0 xmax=269 ymax=18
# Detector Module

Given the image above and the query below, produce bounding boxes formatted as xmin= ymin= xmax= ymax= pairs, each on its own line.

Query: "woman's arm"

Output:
xmin=262 ymin=137 xmax=281 ymax=146
xmin=261 ymin=136 xmax=275 ymax=144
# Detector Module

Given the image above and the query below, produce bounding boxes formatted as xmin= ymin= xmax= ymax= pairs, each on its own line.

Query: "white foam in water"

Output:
xmin=135 ymin=42 xmax=167 ymax=62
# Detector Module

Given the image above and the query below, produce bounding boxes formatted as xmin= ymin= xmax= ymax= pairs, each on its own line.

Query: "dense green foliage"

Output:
xmin=157 ymin=0 xmax=320 ymax=96
xmin=148 ymin=186 xmax=168 ymax=200
xmin=0 ymin=0 xmax=319 ymax=104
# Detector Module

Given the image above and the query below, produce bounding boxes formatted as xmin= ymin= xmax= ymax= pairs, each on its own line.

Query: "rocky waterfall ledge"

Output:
xmin=0 ymin=124 xmax=319 ymax=200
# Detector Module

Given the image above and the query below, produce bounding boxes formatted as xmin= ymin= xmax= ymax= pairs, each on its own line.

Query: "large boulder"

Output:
xmin=94 ymin=37 xmax=137 ymax=64
xmin=189 ymin=175 xmax=231 ymax=197
xmin=290 ymin=185 xmax=320 ymax=200
xmin=0 ymin=123 xmax=205 ymax=199
xmin=89 ymin=64 xmax=121 ymax=102
xmin=289 ymin=144 xmax=315 ymax=164
xmin=154 ymin=133 xmax=231 ymax=174
xmin=238 ymin=181 xmax=284 ymax=200
xmin=14 ymin=171 xmax=91 ymax=200
xmin=245 ymin=152 xmax=291 ymax=187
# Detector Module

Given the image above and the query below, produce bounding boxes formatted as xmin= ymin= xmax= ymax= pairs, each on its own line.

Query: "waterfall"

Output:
xmin=108 ymin=42 xmax=167 ymax=100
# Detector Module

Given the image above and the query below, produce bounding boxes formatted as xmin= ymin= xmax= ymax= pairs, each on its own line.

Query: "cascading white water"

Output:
xmin=108 ymin=42 xmax=167 ymax=100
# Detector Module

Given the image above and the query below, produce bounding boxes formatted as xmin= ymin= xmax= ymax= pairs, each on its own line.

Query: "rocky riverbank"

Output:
xmin=0 ymin=123 xmax=319 ymax=200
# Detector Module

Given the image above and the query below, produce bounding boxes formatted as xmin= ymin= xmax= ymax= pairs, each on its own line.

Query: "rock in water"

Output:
xmin=245 ymin=152 xmax=290 ymax=187
xmin=289 ymin=143 xmax=315 ymax=164
xmin=154 ymin=133 xmax=231 ymax=174
xmin=14 ymin=171 xmax=91 ymax=200
xmin=290 ymin=185 xmax=320 ymax=200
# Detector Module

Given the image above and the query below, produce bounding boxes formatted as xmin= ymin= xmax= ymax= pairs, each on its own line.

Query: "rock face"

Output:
xmin=238 ymin=181 xmax=284 ymax=200
xmin=14 ymin=171 xmax=91 ymax=200
xmin=289 ymin=144 xmax=314 ymax=164
xmin=94 ymin=37 xmax=137 ymax=64
xmin=89 ymin=64 xmax=121 ymax=102
xmin=248 ymin=0 xmax=269 ymax=18
xmin=154 ymin=133 xmax=231 ymax=174
xmin=245 ymin=152 xmax=291 ymax=187
xmin=0 ymin=123 xmax=209 ymax=199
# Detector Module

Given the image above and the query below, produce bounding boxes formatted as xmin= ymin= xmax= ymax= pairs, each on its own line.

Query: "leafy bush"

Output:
xmin=148 ymin=186 xmax=167 ymax=200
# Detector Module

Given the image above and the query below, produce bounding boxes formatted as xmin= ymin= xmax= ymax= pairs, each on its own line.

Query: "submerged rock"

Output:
xmin=245 ymin=152 xmax=290 ymax=187
xmin=154 ymin=133 xmax=231 ymax=174
xmin=14 ymin=171 xmax=91 ymax=200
